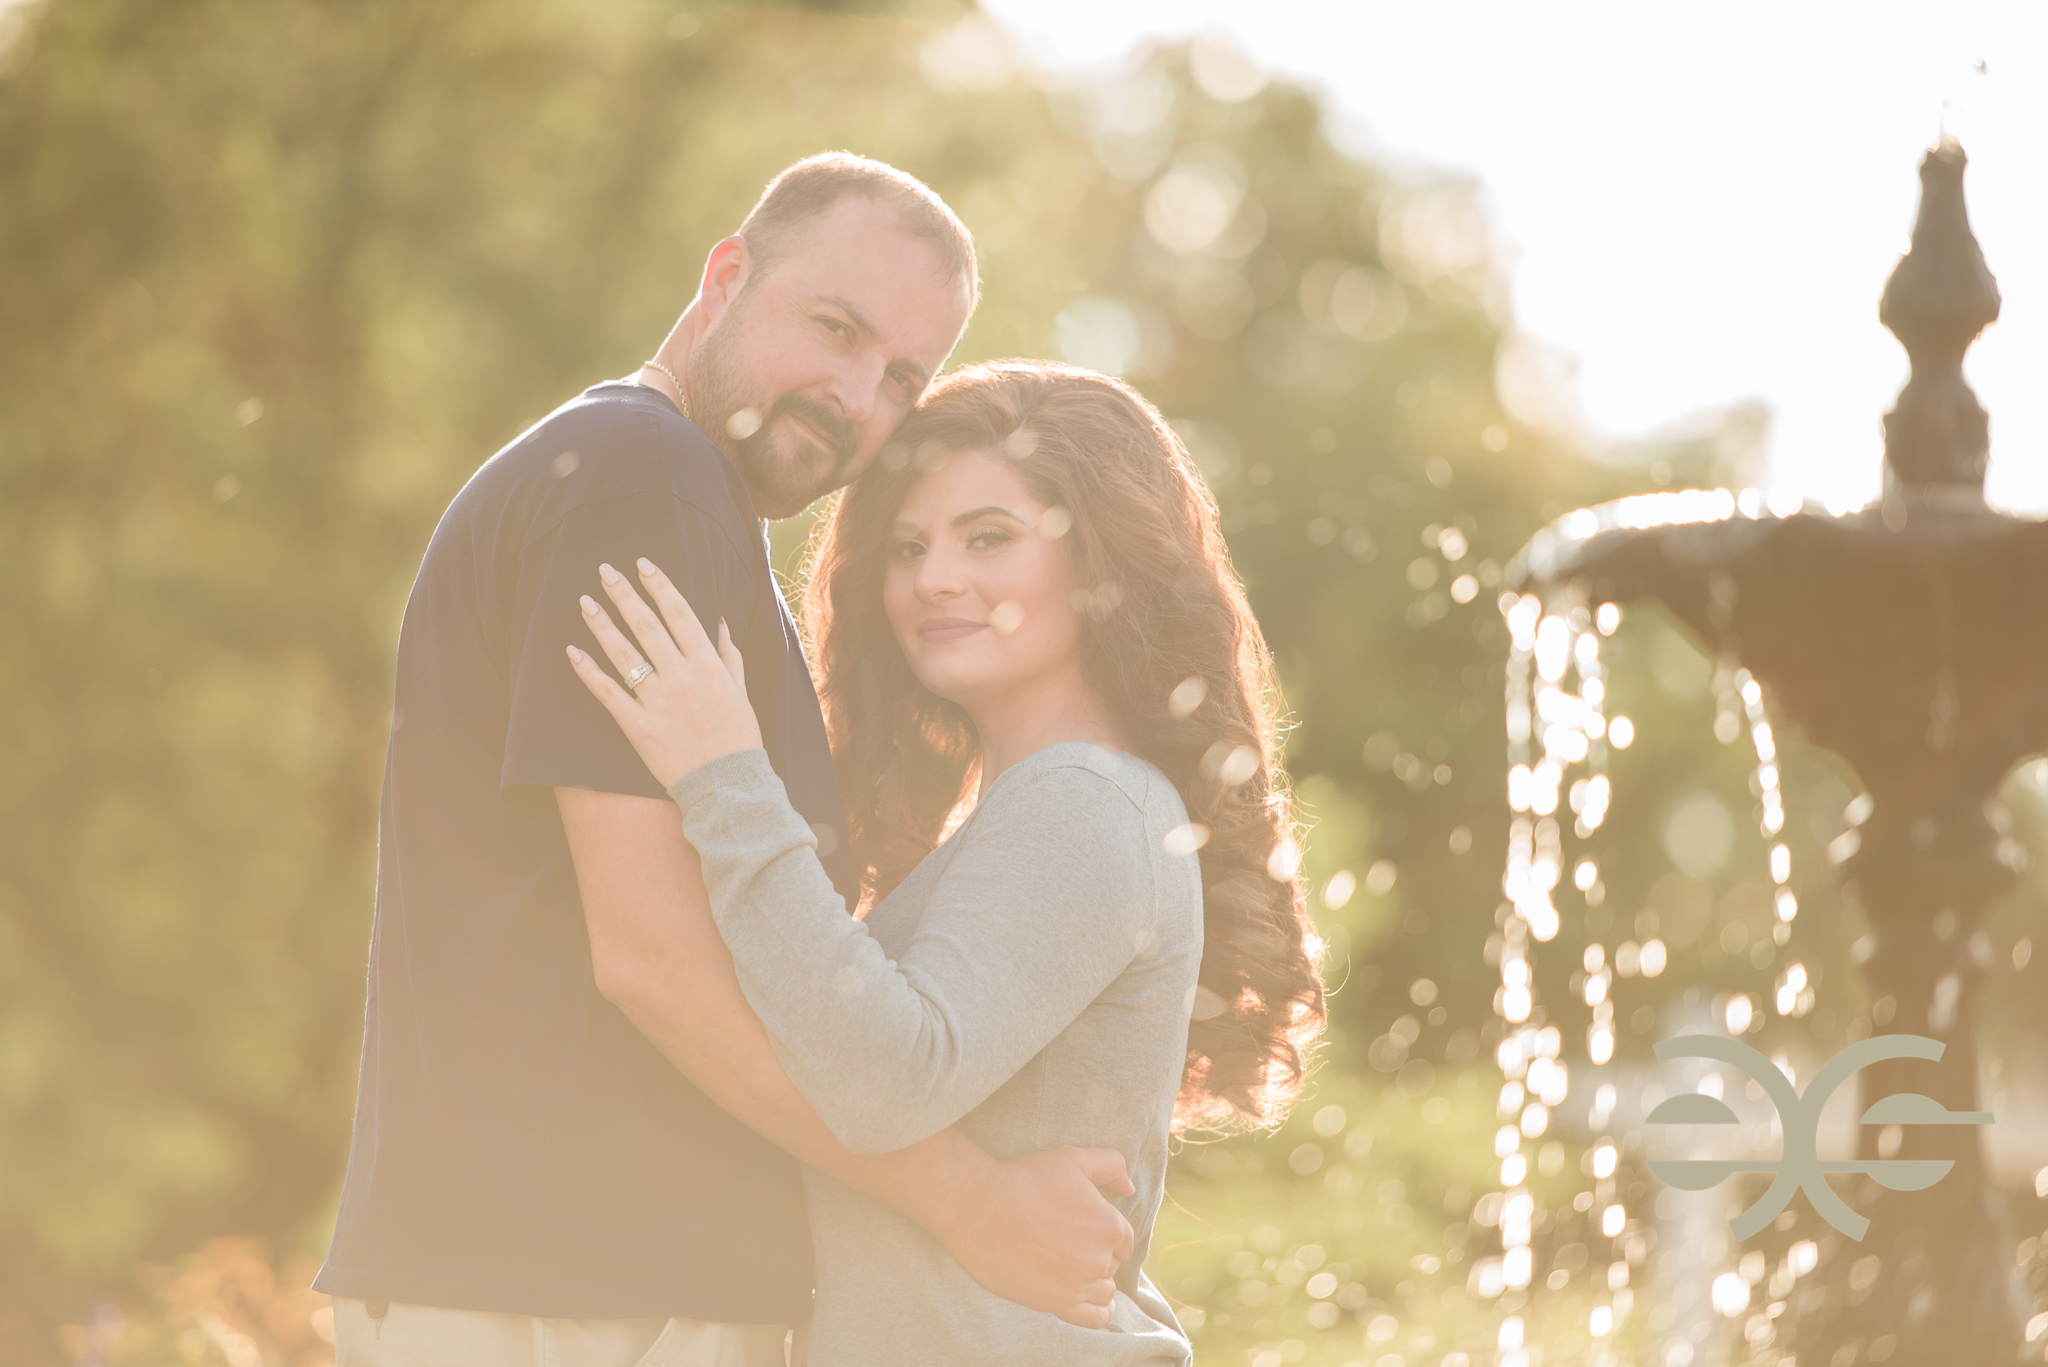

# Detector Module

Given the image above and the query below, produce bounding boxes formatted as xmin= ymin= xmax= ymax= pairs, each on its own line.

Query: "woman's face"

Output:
xmin=882 ymin=447 xmax=1086 ymax=713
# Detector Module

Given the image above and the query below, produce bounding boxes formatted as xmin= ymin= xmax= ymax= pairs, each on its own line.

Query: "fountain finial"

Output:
xmin=1879 ymin=140 xmax=2001 ymax=489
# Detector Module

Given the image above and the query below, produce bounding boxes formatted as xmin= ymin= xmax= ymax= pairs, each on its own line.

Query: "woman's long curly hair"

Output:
xmin=802 ymin=361 xmax=1325 ymax=1131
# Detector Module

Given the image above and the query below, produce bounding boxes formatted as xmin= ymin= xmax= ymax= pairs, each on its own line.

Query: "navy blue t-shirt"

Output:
xmin=315 ymin=382 xmax=849 ymax=1322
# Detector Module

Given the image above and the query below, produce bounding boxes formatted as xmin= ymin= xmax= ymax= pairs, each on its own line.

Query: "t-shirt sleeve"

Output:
xmin=501 ymin=491 xmax=751 ymax=797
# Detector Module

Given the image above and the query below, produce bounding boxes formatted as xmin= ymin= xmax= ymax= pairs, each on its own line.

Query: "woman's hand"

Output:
xmin=566 ymin=557 xmax=762 ymax=790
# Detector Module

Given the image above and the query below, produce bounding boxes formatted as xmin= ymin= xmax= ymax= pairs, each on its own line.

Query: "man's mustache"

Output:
xmin=771 ymin=393 xmax=856 ymax=462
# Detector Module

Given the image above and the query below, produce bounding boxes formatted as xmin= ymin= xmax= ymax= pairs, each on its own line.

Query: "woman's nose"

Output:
xmin=915 ymin=546 xmax=966 ymax=600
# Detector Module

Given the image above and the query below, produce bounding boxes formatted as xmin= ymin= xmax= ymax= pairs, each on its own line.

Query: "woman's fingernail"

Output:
xmin=637 ymin=557 xmax=655 ymax=576
xmin=566 ymin=645 xmax=583 ymax=660
xmin=599 ymin=563 xmax=621 ymax=585
xmin=581 ymin=595 xmax=599 ymax=615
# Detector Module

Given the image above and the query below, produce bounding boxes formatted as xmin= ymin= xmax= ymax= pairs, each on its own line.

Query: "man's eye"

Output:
xmin=819 ymin=317 xmax=851 ymax=339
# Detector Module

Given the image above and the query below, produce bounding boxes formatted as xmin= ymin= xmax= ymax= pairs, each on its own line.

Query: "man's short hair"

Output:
xmin=737 ymin=152 xmax=979 ymax=308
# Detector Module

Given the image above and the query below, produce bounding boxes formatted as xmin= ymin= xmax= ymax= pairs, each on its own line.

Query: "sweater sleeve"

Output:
xmin=670 ymin=747 xmax=1156 ymax=1155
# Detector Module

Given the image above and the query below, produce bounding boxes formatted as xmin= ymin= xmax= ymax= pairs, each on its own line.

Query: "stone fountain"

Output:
xmin=1512 ymin=142 xmax=2045 ymax=1365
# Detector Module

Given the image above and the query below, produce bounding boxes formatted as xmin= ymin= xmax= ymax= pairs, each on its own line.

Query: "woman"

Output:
xmin=567 ymin=363 xmax=1324 ymax=1363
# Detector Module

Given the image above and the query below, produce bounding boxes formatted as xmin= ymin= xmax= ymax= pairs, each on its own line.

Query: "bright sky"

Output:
xmin=979 ymin=0 xmax=2048 ymax=514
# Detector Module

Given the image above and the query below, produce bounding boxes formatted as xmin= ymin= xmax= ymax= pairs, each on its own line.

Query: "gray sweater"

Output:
xmin=669 ymin=741 xmax=1202 ymax=1366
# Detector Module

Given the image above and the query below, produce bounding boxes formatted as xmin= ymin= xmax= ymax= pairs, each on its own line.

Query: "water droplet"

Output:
xmin=1217 ymin=744 xmax=1258 ymax=786
xmin=1166 ymin=675 xmax=1206 ymax=718
xmin=1725 ymin=994 xmax=1754 ymax=1033
xmin=1639 ymin=940 xmax=1668 ymax=976
xmin=1712 ymin=1271 xmax=1750 ymax=1317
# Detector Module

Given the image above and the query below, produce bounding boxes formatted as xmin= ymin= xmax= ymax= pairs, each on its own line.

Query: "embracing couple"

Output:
xmin=314 ymin=154 xmax=1325 ymax=1366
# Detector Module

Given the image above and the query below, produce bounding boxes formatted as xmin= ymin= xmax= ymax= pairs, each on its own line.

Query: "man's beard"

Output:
xmin=690 ymin=316 xmax=860 ymax=519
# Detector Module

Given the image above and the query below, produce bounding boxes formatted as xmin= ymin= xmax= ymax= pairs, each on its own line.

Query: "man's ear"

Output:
xmin=697 ymin=235 xmax=753 ymax=326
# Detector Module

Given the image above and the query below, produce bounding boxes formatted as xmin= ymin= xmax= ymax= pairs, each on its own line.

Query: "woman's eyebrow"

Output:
xmin=949 ymin=505 xmax=1023 ymax=528
xmin=890 ymin=519 xmax=922 ymax=536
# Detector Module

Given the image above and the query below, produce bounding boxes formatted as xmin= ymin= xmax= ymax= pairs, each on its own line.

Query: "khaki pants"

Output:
xmin=331 ymin=1298 xmax=791 ymax=1367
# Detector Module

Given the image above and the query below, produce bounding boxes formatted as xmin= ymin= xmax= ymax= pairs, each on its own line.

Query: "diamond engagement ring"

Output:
xmin=622 ymin=662 xmax=656 ymax=694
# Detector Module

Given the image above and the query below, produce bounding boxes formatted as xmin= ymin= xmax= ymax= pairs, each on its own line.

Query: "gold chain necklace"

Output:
xmin=643 ymin=359 xmax=691 ymax=423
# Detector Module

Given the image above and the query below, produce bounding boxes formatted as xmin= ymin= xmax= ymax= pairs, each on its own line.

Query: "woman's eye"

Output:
xmin=966 ymin=528 xmax=1013 ymax=551
xmin=819 ymin=317 xmax=851 ymax=339
xmin=888 ymin=539 xmax=925 ymax=560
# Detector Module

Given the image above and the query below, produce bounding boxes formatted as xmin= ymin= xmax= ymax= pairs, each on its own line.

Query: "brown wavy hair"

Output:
xmin=802 ymin=361 xmax=1325 ymax=1130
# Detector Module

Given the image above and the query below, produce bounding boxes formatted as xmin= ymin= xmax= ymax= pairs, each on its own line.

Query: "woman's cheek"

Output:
xmin=881 ymin=567 xmax=910 ymax=615
xmin=881 ymin=576 xmax=917 ymax=655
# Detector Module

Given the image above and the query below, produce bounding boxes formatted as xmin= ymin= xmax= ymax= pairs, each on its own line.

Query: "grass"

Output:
xmin=1155 ymin=1064 xmax=1643 ymax=1367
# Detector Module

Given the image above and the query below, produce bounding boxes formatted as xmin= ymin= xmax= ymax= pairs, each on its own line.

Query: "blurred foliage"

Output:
xmin=62 ymin=1239 xmax=332 ymax=1367
xmin=7 ymin=0 xmax=2048 ymax=1364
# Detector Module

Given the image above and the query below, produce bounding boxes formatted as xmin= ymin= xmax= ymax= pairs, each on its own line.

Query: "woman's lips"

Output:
xmin=919 ymin=617 xmax=985 ymax=642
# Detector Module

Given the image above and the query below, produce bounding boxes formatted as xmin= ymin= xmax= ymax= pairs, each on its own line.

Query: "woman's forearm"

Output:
xmin=671 ymin=749 xmax=1146 ymax=1155
xmin=556 ymin=783 xmax=1133 ymax=1327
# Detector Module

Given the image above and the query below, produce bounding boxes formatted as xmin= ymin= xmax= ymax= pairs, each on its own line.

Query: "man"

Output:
xmin=317 ymin=154 xmax=1135 ymax=1366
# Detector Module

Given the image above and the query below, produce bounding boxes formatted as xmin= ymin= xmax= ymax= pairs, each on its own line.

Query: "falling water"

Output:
xmin=1490 ymin=500 xmax=1837 ymax=1367
xmin=1489 ymin=587 xmax=1626 ymax=1367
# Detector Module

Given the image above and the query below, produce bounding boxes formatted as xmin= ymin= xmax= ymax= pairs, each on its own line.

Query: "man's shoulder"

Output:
xmin=501 ymin=381 xmax=745 ymax=506
xmin=459 ymin=382 xmax=761 ymax=552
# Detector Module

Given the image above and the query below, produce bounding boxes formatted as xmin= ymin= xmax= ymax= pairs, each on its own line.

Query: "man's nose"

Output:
xmin=823 ymin=351 xmax=887 ymax=426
